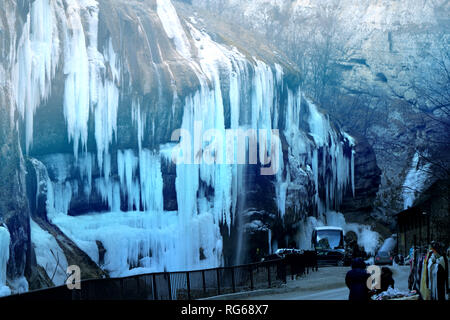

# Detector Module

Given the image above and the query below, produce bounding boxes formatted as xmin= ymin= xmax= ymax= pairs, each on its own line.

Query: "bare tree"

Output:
xmin=390 ymin=32 xmax=450 ymax=182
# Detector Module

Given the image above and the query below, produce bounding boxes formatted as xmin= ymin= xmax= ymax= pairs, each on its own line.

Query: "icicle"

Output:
xmin=63 ymin=0 xmax=90 ymax=157
xmin=351 ymin=149 xmax=355 ymax=197
xmin=139 ymin=150 xmax=164 ymax=212
xmin=14 ymin=0 xmax=60 ymax=153
xmin=95 ymin=177 xmax=121 ymax=212
xmin=131 ymin=99 xmax=145 ymax=153
xmin=0 ymin=226 xmax=10 ymax=292
xmin=41 ymin=154 xmax=73 ymax=216
xmin=117 ymin=149 xmax=139 ymax=211
xmin=78 ymin=152 xmax=93 ymax=197
xmin=61 ymin=0 xmax=120 ymax=169
xmin=92 ymin=37 xmax=120 ymax=172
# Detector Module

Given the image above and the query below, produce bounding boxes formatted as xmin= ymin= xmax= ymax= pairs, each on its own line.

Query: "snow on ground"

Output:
xmin=50 ymin=210 xmax=222 ymax=277
xmin=30 ymin=219 xmax=68 ymax=285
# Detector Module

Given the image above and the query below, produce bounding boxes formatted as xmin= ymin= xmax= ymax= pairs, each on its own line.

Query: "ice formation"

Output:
xmin=13 ymin=0 xmax=60 ymax=153
xmin=13 ymin=0 xmax=120 ymax=162
xmin=156 ymin=0 xmax=192 ymax=59
xmin=282 ymin=90 xmax=355 ymax=217
xmin=0 ymin=226 xmax=11 ymax=296
xmin=7 ymin=276 xmax=29 ymax=294
xmin=50 ymin=210 xmax=222 ymax=276
xmin=402 ymin=151 xmax=431 ymax=210
xmin=63 ymin=0 xmax=120 ymax=165
xmin=13 ymin=0 xmax=357 ymax=276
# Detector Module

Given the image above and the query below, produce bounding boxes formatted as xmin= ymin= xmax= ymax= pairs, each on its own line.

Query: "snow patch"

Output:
xmin=326 ymin=211 xmax=380 ymax=254
xmin=30 ymin=219 xmax=68 ymax=286
xmin=156 ymin=0 xmax=192 ymax=59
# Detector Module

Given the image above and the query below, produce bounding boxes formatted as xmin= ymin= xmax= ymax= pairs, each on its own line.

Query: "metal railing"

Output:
xmin=3 ymin=251 xmax=318 ymax=300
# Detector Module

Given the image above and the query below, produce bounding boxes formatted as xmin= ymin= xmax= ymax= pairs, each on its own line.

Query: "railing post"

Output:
xmin=291 ymin=261 xmax=294 ymax=280
xmin=202 ymin=270 xmax=206 ymax=294
xmin=136 ymin=276 xmax=140 ymax=297
xmin=249 ymin=266 xmax=254 ymax=290
xmin=216 ymin=268 xmax=221 ymax=295
xmin=186 ymin=272 xmax=191 ymax=300
xmin=167 ymin=273 xmax=172 ymax=300
xmin=120 ymin=278 xmax=124 ymax=299
xmin=231 ymin=267 xmax=236 ymax=293
xmin=152 ymin=274 xmax=158 ymax=300
xmin=267 ymin=263 xmax=271 ymax=288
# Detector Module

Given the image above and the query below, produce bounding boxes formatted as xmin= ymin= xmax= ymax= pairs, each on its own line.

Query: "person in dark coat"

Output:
xmin=345 ymin=258 xmax=370 ymax=301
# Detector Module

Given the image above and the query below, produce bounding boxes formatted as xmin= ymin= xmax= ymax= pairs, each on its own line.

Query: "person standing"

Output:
xmin=345 ymin=258 xmax=370 ymax=301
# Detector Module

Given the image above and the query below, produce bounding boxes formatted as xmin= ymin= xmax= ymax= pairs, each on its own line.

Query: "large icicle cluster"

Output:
xmin=13 ymin=0 xmax=60 ymax=153
xmin=63 ymin=0 xmax=121 ymax=170
xmin=13 ymin=0 xmax=120 ymax=164
xmin=282 ymin=91 xmax=355 ymax=217
xmin=13 ymin=0 xmax=356 ymax=276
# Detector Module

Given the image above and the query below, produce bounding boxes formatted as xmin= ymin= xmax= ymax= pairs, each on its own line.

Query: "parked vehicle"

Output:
xmin=261 ymin=248 xmax=303 ymax=261
xmin=275 ymin=248 xmax=303 ymax=257
xmin=311 ymin=227 xmax=346 ymax=266
xmin=261 ymin=253 xmax=282 ymax=262
xmin=374 ymin=251 xmax=393 ymax=265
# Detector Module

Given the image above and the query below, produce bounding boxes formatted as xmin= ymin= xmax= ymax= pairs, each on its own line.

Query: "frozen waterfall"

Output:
xmin=402 ymin=151 xmax=431 ymax=210
xmin=13 ymin=0 xmax=356 ymax=276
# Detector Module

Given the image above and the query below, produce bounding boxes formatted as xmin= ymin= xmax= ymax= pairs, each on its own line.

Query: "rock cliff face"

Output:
xmin=191 ymin=0 xmax=449 ymax=218
xmin=0 ymin=0 xmax=33 ymax=293
xmin=0 ymin=0 xmax=382 ymax=292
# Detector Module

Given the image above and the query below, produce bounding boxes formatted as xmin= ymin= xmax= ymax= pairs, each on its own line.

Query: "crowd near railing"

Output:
xmin=2 ymin=251 xmax=318 ymax=300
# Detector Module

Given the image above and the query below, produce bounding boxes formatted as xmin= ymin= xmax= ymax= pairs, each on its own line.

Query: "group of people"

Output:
xmin=345 ymin=258 xmax=395 ymax=300
xmin=345 ymin=242 xmax=449 ymax=300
